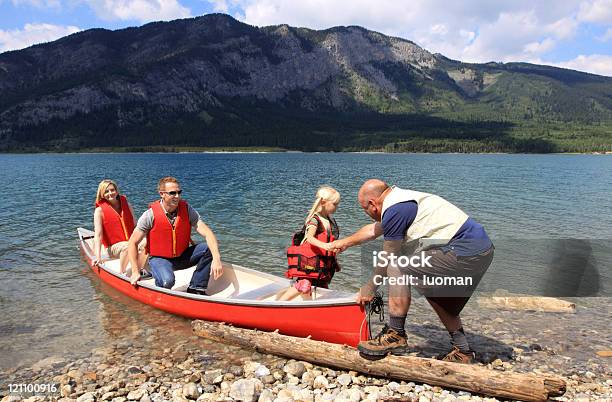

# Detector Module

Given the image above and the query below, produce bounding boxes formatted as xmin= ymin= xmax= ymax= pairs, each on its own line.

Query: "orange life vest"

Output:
xmin=286 ymin=214 xmax=340 ymax=284
xmin=96 ymin=195 xmax=135 ymax=248
xmin=147 ymin=200 xmax=192 ymax=258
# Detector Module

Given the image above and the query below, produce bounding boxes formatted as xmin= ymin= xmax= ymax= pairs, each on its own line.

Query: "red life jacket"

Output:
xmin=286 ymin=214 xmax=340 ymax=284
xmin=146 ymin=200 xmax=192 ymax=258
xmin=96 ymin=195 xmax=135 ymax=248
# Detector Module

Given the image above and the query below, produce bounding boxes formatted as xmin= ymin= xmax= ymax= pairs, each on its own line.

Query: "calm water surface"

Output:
xmin=0 ymin=153 xmax=610 ymax=369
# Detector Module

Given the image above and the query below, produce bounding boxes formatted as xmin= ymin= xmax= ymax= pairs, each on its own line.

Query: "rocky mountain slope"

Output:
xmin=1 ymin=13 xmax=610 ymax=152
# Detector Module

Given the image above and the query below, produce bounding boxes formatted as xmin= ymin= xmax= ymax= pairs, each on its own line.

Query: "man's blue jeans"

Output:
xmin=148 ymin=243 xmax=213 ymax=291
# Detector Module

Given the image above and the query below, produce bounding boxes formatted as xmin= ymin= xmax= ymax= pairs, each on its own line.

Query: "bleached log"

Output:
xmin=192 ymin=320 xmax=565 ymax=402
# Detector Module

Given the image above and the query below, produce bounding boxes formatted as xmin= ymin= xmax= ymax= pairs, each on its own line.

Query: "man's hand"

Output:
xmin=328 ymin=239 xmax=348 ymax=254
xmin=130 ymin=271 xmax=141 ymax=286
xmin=92 ymin=258 xmax=102 ymax=267
xmin=211 ymin=259 xmax=223 ymax=280
xmin=355 ymin=287 xmax=374 ymax=306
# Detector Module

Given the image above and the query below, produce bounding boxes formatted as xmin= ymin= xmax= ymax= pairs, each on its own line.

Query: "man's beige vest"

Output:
xmin=381 ymin=186 xmax=469 ymax=247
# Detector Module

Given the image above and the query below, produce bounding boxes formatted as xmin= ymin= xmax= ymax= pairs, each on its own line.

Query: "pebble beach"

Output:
xmin=2 ymin=296 xmax=610 ymax=402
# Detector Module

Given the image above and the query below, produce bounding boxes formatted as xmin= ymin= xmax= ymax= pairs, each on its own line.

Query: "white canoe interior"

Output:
xmin=78 ymin=228 xmax=355 ymax=305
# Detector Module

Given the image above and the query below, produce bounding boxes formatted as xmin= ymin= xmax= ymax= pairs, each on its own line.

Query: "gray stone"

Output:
xmin=300 ymin=372 xmax=314 ymax=387
xmin=127 ymin=367 xmax=144 ymax=375
xmin=337 ymin=374 xmax=352 ymax=386
xmin=201 ymin=369 xmax=221 ymax=385
xmin=313 ymin=375 xmax=328 ymax=390
xmin=283 ymin=362 xmax=306 ymax=378
xmin=61 ymin=384 xmax=74 ymax=397
xmin=230 ymin=379 xmax=258 ymax=402
xmin=201 ymin=385 xmax=216 ymax=394
xmin=387 ymin=381 xmax=400 ymax=392
xmin=127 ymin=389 xmax=146 ymax=401
xmin=243 ymin=361 xmax=262 ymax=376
xmin=31 ymin=356 xmax=67 ymax=371
xmin=229 ymin=365 xmax=244 ymax=377
xmin=182 ymin=383 xmax=200 ymax=400
xmin=76 ymin=392 xmax=95 ymax=402
xmin=254 ymin=365 xmax=270 ymax=378
xmin=258 ymin=389 xmax=274 ymax=402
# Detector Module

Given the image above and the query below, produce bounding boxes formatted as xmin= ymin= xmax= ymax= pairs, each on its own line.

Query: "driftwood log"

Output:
xmin=477 ymin=295 xmax=576 ymax=313
xmin=192 ymin=320 xmax=565 ymax=402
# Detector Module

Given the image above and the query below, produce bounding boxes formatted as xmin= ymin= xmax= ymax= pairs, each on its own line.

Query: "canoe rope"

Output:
xmin=361 ymin=291 xmax=385 ymax=340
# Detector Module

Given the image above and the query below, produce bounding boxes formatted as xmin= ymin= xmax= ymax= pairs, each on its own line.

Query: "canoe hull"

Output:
xmin=79 ymin=233 xmax=368 ymax=346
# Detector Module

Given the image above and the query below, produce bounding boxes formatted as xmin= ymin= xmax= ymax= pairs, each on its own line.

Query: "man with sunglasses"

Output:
xmin=329 ymin=179 xmax=493 ymax=363
xmin=127 ymin=176 xmax=223 ymax=295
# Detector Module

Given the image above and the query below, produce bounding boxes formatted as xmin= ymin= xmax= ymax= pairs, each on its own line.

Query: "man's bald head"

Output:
xmin=358 ymin=179 xmax=389 ymax=207
xmin=358 ymin=179 xmax=390 ymax=221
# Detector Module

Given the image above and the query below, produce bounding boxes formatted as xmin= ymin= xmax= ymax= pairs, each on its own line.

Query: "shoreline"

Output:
xmin=1 ymin=148 xmax=611 ymax=155
xmin=2 ymin=298 xmax=610 ymax=402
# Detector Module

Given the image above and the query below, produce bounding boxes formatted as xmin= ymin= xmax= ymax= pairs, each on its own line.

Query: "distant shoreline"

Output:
xmin=1 ymin=146 xmax=611 ymax=155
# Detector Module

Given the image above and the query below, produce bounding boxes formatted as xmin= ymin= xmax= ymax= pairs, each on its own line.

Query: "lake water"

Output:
xmin=0 ymin=152 xmax=610 ymax=370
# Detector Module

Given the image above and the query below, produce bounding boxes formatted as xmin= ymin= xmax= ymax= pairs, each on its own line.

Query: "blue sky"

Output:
xmin=1 ymin=0 xmax=611 ymax=76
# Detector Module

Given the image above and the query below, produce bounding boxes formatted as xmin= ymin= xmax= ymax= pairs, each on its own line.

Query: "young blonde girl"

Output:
xmin=278 ymin=186 xmax=341 ymax=301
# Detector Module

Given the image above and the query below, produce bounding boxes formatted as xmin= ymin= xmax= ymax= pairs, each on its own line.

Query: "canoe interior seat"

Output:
xmin=312 ymin=289 xmax=345 ymax=300
xmin=234 ymin=283 xmax=285 ymax=300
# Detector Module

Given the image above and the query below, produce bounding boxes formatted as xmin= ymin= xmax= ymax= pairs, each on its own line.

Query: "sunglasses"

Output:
xmin=161 ymin=190 xmax=183 ymax=196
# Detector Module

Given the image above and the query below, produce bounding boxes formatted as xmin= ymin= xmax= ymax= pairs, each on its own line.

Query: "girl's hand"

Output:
xmin=319 ymin=243 xmax=335 ymax=251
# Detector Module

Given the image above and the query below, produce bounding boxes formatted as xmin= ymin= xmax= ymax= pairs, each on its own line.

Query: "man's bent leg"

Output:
xmin=358 ymin=262 xmax=409 ymax=357
xmin=189 ymin=243 xmax=213 ymax=291
xmin=148 ymin=257 xmax=176 ymax=289
xmin=173 ymin=243 xmax=213 ymax=293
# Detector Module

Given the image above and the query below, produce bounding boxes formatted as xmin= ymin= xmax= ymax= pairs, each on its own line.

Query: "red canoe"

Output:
xmin=78 ymin=228 xmax=368 ymax=346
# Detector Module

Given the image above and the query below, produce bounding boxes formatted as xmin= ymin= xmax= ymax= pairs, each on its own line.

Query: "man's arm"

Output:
xmin=329 ymin=222 xmax=383 ymax=252
xmin=196 ymin=220 xmax=223 ymax=280
xmin=128 ymin=228 xmax=146 ymax=284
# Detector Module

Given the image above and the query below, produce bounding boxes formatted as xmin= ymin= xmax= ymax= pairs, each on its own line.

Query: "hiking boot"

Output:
xmin=357 ymin=325 xmax=407 ymax=357
xmin=439 ymin=346 xmax=476 ymax=364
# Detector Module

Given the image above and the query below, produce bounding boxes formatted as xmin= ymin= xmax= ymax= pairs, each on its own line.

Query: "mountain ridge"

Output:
xmin=1 ymin=13 xmax=610 ymax=152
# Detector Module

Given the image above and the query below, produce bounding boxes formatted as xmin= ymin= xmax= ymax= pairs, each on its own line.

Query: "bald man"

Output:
xmin=331 ymin=179 xmax=494 ymax=363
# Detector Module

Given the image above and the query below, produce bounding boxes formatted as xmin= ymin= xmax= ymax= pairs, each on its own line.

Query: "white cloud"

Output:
xmin=598 ymin=27 xmax=612 ymax=41
xmin=10 ymin=0 xmax=61 ymax=8
xmin=524 ymin=38 xmax=556 ymax=55
xmin=0 ymin=23 xmax=81 ymax=52
xmin=215 ymin=0 xmax=591 ymax=64
xmin=86 ymin=0 xmax=192 ymax=23
xmin=578 ymin=0 xmax=612 ymax=24
xmin=430 ymin=24 xmax=448 ymax=36
xmin=209 ymin=0 xmax=228 ymax=13
xmin=548 ymin=54 xmax=612 ymax=76
xmin=545 ymin=17 xmax=578 ymax=40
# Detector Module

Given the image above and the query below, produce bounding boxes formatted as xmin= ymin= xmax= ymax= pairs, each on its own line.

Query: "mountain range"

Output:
xmin=1 ymin=13 xmax=611 ymax=152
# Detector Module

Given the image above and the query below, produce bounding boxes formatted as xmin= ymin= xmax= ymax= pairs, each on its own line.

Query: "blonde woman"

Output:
xmin=93 ymin=180 xmax=147 ymax=274
xmin=279 ymin=186 xmax=342 ymax=301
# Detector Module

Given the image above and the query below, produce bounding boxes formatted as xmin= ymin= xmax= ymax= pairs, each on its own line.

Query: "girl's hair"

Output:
xmin=304 ymin=186 xmax=340 ymax=225
xmin=95 ymin=179 xmax=120 ymax=206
